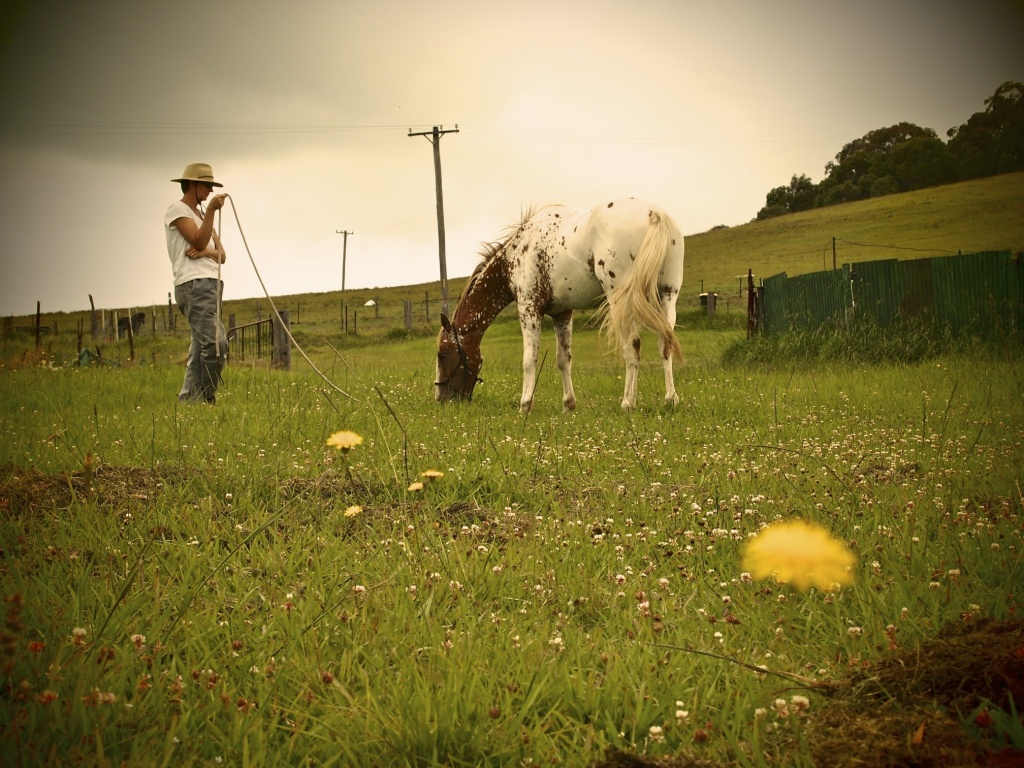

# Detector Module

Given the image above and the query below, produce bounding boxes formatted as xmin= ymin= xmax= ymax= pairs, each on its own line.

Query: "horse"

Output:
xmin=435 ymin=197 xmax=684 ymax=411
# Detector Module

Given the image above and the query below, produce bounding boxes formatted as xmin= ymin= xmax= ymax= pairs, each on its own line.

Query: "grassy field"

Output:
xmin=2 ymin=314 xmax=1023 ymax=766
xmin=2 ymin=177 xmax=1023 ymax=766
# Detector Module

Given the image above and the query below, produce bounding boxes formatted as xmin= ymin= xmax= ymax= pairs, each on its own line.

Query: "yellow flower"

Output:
xmin=407 ymin=481 xmax=424 ymax=492
xmin=343 ymin=505 xmax=362 ymax=518
xmin=327 ymin=430 xmax=363 ymax=452
xmin=742 ymin=520 xmax=856 ymax=592
xmin=420 ymin=469 xmax=445 ymax=482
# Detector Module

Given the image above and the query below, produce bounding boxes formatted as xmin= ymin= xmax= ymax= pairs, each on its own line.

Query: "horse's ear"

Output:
xmin=440 ymin=314 xmax=451 ymax=332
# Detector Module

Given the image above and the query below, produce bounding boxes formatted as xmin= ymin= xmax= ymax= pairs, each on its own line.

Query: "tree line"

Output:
xmin=756 ymin=81 xmax=1024 ymax=220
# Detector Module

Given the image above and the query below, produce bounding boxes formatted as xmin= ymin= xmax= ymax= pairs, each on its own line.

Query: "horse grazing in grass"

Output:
xmin=435 ymin=197 xmax=684 ymax=411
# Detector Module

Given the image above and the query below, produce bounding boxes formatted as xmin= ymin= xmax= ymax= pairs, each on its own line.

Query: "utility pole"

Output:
xmin=335 ymin=229 xmax=353 ymax=291
xmin=409 ymin=124 xmax=459 ymax=318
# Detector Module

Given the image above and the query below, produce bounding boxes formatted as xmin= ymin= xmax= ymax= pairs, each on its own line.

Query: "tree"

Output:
xmin=947 ymin=80 xmax=1024 ymax=179
xmin=817 ymin=123 xmax=938 ymax=201
xmin=879 ymin=135 xmax=955 ymax=191
xmin=757 ymin=174 xmax=817 ymax=220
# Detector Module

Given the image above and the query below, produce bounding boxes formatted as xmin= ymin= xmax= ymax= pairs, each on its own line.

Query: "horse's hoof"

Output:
xmin=563 ymin=397 xmax=577 ymax=412
xmin=665 ymin=395 xmax=679 ymax=407
xmin=620 ymin=400 xmax=635 ymax=410
xmin=520 ymin=401 xmax=534 ymax=414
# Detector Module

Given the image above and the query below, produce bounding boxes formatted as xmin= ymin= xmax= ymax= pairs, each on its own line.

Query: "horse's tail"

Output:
xmin=602 ymin=209 xmax=683 ymax=359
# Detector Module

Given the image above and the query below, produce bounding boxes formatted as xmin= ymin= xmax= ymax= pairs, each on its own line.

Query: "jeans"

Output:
xmin=174 ymin=278 xmax=227 ymax=403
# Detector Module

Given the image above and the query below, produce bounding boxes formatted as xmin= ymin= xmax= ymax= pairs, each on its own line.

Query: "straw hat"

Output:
xmin=171 ymin=162 xmax=223 ymax=187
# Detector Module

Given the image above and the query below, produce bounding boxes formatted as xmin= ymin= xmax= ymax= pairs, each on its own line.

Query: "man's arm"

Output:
xmin=169 ymin=194 xmax=226 ymax=250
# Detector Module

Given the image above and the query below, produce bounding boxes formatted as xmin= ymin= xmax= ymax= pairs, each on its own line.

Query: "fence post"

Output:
xmin=127 ymin=307 xmax=135 ymax=362
xmin=706 ymin=293 xmax=716 ymax=317
xmin=746 ymin=269 xmax=757 ymax=338
xmin=404 ymin=300 xmax=413 ymax=330
xmin=90 ymin=294 xmax=99 ymax=340
xmin=272 ymin=309 xmax=291 ymax=370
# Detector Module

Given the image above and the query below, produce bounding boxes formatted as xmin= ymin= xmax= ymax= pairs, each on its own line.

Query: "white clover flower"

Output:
xmin=790 ymin=695 xmax=810 ymax=712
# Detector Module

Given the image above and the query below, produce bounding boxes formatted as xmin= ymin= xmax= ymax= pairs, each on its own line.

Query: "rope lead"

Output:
xmin=221 ymin=194 xmax=359 ymax=402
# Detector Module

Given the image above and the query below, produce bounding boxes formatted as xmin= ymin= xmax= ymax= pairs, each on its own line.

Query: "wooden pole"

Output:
xmin=271 ymin=309 xmax=291 ymax=370
xmin=90 ymin=294 xmax=99 ymax=340
xmin=127 ymin=308 xmax=135 ymax=362
xmin=409 ymin=125 xmax=459 ymax=318
xmin=746 ymin=269 xmax=756 ymax=338
xmin=335 ymin=230 xmax=353 ymax=292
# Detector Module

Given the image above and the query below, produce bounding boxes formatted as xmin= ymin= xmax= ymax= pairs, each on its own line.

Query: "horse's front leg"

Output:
xmin=552 ymin=310 xmax=576 ymax=412
xmin=519 ymin=313 xmax=542 ymax=413
xmin=621 ymin=334 xmax=641 ymax=410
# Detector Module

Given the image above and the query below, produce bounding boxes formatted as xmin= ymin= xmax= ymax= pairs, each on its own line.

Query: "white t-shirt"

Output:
xmin=165 ymin=200 xmax=221 ymax=286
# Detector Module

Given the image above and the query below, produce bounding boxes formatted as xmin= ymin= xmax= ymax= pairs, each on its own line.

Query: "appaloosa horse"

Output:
xmin=435 ymin=197 xmax=684 ymax=411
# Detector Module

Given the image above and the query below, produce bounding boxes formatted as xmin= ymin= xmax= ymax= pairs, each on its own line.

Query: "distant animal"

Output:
xmin=435 ymin=198 xmax=684 ymax=411
xmin=117 ymin=312 xmax=146 ymax=337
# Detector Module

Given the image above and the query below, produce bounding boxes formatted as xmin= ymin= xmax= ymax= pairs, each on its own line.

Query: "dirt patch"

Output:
xmin=0 ymin=462 xmax=193 ymax=518
xmin=590 ymin=617 xmax=1024 ymax=768
xmin=805 ymin=616 xmax=1024 ymax=767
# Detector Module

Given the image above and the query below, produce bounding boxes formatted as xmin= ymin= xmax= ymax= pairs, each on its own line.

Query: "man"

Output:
xmin=165 ymin=162 xmax=228 ymax=404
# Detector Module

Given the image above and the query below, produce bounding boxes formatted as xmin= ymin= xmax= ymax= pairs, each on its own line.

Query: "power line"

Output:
xmin=0 ymin=118 xmax=418 ymax=136
xmin=832 ymin=237 xmax=961 ymax=255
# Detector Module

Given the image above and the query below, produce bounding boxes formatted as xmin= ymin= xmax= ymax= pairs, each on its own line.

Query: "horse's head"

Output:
xmin=435 ymin=314 xmax=483 ymax=403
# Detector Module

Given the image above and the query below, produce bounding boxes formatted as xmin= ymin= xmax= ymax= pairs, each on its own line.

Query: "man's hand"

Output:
xmin=186 ymin=246 xmax=224 ymax=263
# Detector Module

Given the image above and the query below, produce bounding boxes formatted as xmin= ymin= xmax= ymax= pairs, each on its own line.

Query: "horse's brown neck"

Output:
xmin=452 ymin=257 xmax=515 ymax=338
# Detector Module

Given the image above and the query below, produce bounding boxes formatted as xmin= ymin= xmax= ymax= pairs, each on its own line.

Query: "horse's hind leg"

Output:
xmin=552 ymin=310 xmax=576 ymax=412
xmin=621 ymin=333 xmax=641 ymax=410
xmin=658 ymin=335 xmax=679 ymax=406
xmin=659 ymin=290 xmax=680 ymax=406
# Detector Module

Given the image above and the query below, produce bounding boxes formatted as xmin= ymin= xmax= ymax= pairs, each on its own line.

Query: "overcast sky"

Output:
xmin=1 ymin=0 xmax=1021 ymax=315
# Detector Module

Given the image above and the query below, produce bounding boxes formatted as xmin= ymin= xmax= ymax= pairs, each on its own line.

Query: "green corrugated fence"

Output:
xmin=760 ymin=251 xmax=1022 ymax=338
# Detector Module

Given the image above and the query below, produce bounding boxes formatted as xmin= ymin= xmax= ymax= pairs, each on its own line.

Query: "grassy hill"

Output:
xmin=685 ymin=170 xmax=1024 ymax=298
xmin=7 ymin=172 xmax=1024 ymax=348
